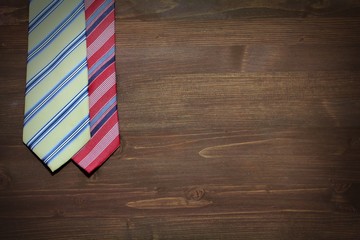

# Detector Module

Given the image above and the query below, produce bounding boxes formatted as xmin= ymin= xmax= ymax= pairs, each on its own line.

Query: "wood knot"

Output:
xmin=349 ymin=137 xmax=360 ymax=148
xmin=73 ymin=196 xmax=86 ymax=207
xmin=330 ymin=181 xmax=357 ymax=213
xmin=331 ymin=182 xmax=352 ymax=194
xmin=0 ymin=168 xmax=11 ymax=190
xmin=186 ymin=188 xmax=205 ymax=201
xmin=53 ymin=209 xmax=65 ymax=217
xmin=88 ymin=171 xmax=99 ymax=182
xmin=307 ymin=0 xmax=331 ymax=10
xmin=114 ymin=142 xmax=124 ymax=156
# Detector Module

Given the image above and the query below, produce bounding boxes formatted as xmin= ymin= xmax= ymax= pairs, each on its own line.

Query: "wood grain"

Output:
xmin=1 ymin=0 xmax=360 ymax=239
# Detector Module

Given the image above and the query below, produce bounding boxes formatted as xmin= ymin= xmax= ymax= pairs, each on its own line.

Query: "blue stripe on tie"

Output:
xmin=44 ymin=116 xmax=89 ymax=164
xmin=28 ymin=1 xmax=84 ymax=62
xmin=29 ymin=0 xmax=63 ymax=29
xmin=86 ymin=0 xmax=112 ymax=27
xmin=87 ymin=3 xmax=114 ymax=34
xmin=29 ymin=0 xmax=63 ymax=33
xmin=89 ymin=56 xmax=115 ymax=83
xmin=27 ymin=86 xmax=88 ymax=149
xmin=88 ymin=47 xmax=114 ymax=75
xmin=90 ymin=96 xmax=116 ymax=127
xmin=24 ymin=60 xmax=87 ymax=125
xmin=26 ymin=30 xmax=86 ymax=94
xmin=91 ymin=104 xmax=117 ymax=136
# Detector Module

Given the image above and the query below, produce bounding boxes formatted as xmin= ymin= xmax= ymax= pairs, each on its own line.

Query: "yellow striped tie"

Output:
xmin=23 ymin=0 xmax=90 ymax=172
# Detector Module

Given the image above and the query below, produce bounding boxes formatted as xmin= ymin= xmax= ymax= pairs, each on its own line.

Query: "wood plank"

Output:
xmin=2 ymin=0 xmax=360 ymax=26
xmin=2 ymin=18 xmax=360 ymax=50
xmin=2 ymin=72 xmax=360 ymax=145
xmin=117 ymin=0 xmax=360 ymax=20
xmin=117 ymin=19 xmax=360 ymax=47
xmin=0 ymin=0 xmax=27 ymax=26
xmin=1 ymin=178 xmax=359 ymax=218
xmin=1 ymin=214 xmax=360 ymax=240
xmin=118 ymin=45 xmax=360 ymax=74
xmin=1 ymin=128 xmax=360 ymax=190
xmin=117 ymin=72 xmax=360 ymax=131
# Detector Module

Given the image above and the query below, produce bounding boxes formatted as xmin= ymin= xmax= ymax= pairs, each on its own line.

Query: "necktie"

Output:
xmin=72 ymin=0 xmax=120 ymax=173
xmin=23 ymin=0 xmax=90 ymax=172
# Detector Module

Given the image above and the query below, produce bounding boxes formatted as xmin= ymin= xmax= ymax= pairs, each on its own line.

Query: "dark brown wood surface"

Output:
xmin=1 ymin=0 xmax=360 ymax=239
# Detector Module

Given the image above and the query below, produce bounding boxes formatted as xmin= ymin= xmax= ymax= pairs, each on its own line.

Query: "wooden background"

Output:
xmin=1 ymin=0 xmax=360 ymax=239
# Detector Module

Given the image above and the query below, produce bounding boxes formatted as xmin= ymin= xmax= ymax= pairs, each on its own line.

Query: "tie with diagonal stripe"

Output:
xmin=72 ymin=0 xmax=120 ymax=173
xmin=23 ymin=0 xmax=90 ymax=172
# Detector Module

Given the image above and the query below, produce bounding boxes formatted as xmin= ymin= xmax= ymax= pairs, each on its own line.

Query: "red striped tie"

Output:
xmin=72 ymin=0 xmax=120 ymax=173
